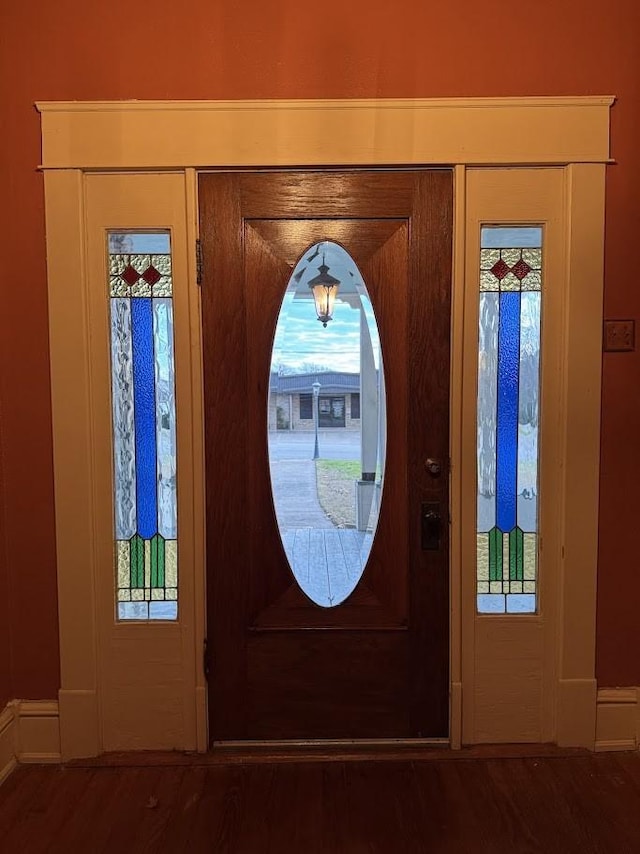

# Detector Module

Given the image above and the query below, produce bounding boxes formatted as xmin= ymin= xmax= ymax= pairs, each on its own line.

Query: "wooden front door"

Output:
xmin=199 ymin=171 xmax=452 ymax=742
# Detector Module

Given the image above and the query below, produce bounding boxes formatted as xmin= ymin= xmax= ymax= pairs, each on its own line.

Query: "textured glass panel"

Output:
xmin=477 ymin=533 xmax=489 ymax=580
xmin=109 ymin=231 xmax=178 ymax=621
xmin=268 ymin=241 xmax=385 ymax=608
xmin=154 ymin=299 xmax=177 ymax=538
xmin=165 ymin=540 xmax=178 ymax=586
xmin=499 ymin=272 xmax=521 ymax=292
xmin=517 ymin=293 xmax=540 ymax=532
xmin=477 ymin=227 xmax=542 ymax=614
xmin=477 ymin=293 xmax=498 ymax=533
xmin=523 ymin=533 xmax=537 ymax=579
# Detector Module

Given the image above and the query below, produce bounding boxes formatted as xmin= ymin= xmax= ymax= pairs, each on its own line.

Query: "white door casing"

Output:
xmin=38 ymin=98 xmax=611 ymax=756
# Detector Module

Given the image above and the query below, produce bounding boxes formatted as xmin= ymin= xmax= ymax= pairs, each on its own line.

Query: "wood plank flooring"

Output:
xmin=2 ymin=751 xmax=640 ymax=852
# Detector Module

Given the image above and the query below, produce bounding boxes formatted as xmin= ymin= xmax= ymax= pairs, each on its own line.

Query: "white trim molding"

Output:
xmin=38 ymin=98 xmax=613 ymax=755
xmin=596 ymin=688 xmax=639 ymax=752
xmin=0 ymin=700 xmax=61 ymax=785
xmin=37 ymin=97 xmax=614 ymax=170
xmin=16 ymin=701 xmax=62 ymax=764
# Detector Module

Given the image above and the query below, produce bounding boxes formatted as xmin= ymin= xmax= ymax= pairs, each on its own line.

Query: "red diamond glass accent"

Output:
xmin=511 ymin=259 xmax=532 ymax=280
xmin=121 ymin=265 xmax=141 ymax=286
xmin=142 ymin=265 xmax=161 ymax=286
xmin=490 ymin=258 xmax=510 ymax=280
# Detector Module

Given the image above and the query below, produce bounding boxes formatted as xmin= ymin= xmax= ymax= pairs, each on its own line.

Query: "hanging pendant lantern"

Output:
xmin=308 ymin=259 xmax=340 ymax=327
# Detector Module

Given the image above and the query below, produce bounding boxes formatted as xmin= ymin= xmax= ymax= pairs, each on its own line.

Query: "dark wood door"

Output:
xmin=199 ymin=171 xmax=452 ymax=741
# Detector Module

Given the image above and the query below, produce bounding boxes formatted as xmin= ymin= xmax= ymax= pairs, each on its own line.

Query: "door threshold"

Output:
xmin=67 ymin=742 xmax=590 ymax=768
xmin=209 ymin=738 xmax=453 ymax=763
xmin=213 ymin=738 xmax=449 ymax=749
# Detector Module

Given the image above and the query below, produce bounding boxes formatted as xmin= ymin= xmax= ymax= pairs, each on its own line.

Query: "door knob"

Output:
xmin=425 ymin=458 xmax=442 ymax=477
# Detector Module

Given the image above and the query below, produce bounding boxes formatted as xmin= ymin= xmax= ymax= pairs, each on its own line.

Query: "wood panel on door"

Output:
xmin=200 ymin=171 xmax=452 ymax=741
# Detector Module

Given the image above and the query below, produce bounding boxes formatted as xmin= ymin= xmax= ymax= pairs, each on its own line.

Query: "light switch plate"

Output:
xmin=603 ymin=319 xmax=635 ymax=352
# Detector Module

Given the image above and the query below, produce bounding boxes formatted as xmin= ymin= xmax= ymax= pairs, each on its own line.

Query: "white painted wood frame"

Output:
xmin=0 ymin=700 xmax=62 ymax=782
xmin=38 ymin=98 xmax=612 ymax=757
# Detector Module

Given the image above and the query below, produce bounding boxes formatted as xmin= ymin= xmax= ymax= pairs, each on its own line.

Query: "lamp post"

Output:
xmin=312 ymin=381 xmax=321 ymax=460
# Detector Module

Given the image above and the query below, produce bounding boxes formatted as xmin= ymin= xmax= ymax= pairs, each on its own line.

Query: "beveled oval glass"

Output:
xmin=268 ymin=241 xmax=386 ymax=607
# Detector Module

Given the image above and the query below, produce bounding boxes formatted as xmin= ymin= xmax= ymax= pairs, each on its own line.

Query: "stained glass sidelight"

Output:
xmin=477 ymin=227 xmax=542 ymax=614
xmin=108 ymin=232 xmax=178 ymax=620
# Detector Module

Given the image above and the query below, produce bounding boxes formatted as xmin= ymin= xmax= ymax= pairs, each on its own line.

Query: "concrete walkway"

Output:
xmin=269 ymin=459 xmax=334 ymax=529
xmin=269 ymin=458 xmax=372 ymax=606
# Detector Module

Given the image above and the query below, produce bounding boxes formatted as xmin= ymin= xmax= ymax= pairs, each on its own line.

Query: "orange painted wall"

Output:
xmin=0 ymin=0 xmax=639 ymax=702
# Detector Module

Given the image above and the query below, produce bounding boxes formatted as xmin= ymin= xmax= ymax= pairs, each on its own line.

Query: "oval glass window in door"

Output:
xmin=268 ymin=241 xmax=386 ymax=607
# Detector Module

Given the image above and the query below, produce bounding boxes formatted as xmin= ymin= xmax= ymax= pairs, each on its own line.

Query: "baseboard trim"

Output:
xmin=0 ymin=699 xmax=61 ymax=782
xmin=0 ymin=689 xmax=636 ymax=781
xmin=0 ymin=704 xmax=18 ymax=785
xmin=557 ymin=678 xmax=598 ymax=748
xmin=16 ymin=700 xmax=61 ymax=764
xmin=595 ymin=687 xmax=638 ymax=752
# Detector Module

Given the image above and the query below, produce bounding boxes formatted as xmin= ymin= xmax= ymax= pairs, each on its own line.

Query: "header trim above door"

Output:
xmin=36 ymin=97 xmax=614 ymax=170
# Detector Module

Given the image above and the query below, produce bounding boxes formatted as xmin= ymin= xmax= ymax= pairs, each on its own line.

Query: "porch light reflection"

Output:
xmin=308 ymin=259 xmax=340 ymax=326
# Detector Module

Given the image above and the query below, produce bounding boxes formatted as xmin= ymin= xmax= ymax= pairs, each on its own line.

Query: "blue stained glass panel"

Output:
xmin=496 ymin=292 xmax=520 ymax=533
xmin=131 ymin=298 xmax=158 ymax=540
xmin=117 ymin=600 xmax=179 ymax=620
xmin=110 ymin=298 xmax=136 ymax=540
xmin=481 ymin=227 xmax=542 ymax=248
xmin=506 ymin=594 xmax=536 ymax=614
xmin=477 ymin=594 xmax=506 ymax=613
xmin=118 ymin=602 xmax=149 ymax=620
xmin=149 ymin=601 xmax=178 ymax=620
xmin=109 ymin=232 xmax=171 ymax=254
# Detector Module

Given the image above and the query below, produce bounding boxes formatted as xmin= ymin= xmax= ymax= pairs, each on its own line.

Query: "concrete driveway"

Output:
xmin=267 ymin=430 xmax=359 ymax=461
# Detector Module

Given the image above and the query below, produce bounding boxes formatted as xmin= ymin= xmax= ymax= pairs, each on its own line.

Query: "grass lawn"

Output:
xmin=316 ymin=459 xmax=360 ymax=478
xmin=315 ymin=459 xmax=359 ymax=527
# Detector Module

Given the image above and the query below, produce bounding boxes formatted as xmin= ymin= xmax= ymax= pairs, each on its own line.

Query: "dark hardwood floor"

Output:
xmin=1 ymin=751 xmax=640 ymax=852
